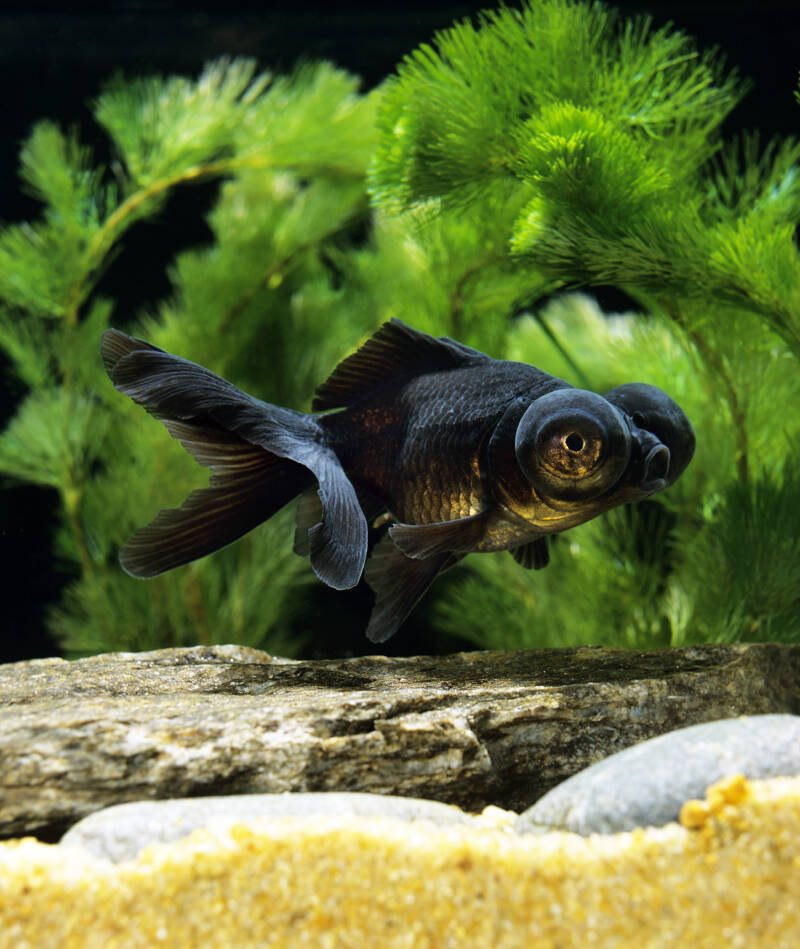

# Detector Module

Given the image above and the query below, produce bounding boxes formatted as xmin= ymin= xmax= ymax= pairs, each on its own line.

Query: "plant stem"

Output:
xmin=62 ymin=481 xmax=94 ymax=580
xmin=63 ymin=162 xmax=223 ymax=328
xmin=530 ymin=308 xmax=592 ymax=388
xmin=448 ymin=252 xmax=501 ymax=335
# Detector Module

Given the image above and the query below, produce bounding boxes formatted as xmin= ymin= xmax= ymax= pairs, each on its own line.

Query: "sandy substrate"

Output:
xmin=0 ymin=775 xmax=797 ymax=948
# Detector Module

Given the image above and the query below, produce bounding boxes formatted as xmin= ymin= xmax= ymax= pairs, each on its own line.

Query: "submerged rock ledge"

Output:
xmin=1 ymin=642 xmax=798 ymax=839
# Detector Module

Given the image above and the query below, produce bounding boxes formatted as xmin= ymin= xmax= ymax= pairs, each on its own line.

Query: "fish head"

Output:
xmin=513 ymin=383 xmax=695 ymax=523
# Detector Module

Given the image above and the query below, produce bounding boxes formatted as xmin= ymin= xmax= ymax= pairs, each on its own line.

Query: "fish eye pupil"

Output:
xmin=564 ymin=432 xmax=584 ymax=453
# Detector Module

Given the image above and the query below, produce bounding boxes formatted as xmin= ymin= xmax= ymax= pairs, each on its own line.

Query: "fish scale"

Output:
xmin=331 ymin=363 xmax=553 ymax=524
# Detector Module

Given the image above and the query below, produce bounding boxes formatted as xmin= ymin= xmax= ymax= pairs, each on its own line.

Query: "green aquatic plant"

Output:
xmin=1 ymin=1 xmax=799 ymax=656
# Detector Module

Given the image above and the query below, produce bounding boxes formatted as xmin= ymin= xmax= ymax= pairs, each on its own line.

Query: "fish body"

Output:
xmin=101 ymin=319 xmax=695 ymax=642
xmin=325 ymin=359 xmax=555 ymax=523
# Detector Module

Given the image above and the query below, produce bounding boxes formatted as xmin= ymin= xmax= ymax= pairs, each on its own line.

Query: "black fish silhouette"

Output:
xmin=101 ymin=319 xmax=695 ymax=642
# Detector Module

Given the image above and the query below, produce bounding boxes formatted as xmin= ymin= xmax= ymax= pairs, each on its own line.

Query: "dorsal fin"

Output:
xmin=312 ymin=318 xmax=491 ymax=411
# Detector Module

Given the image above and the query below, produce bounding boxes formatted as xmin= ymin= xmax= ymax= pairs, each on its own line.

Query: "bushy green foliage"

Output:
xmin=1 ymin=1 xmax=799 ymax=656
xmin=372 ymin=1 xmax=800 ymax=357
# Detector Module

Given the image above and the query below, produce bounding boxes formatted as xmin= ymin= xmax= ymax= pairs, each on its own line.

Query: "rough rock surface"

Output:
xmin=517 ymin=714 xmax=800 ymax=835
xmin=1 ymin=643 xmax=799 ymax=839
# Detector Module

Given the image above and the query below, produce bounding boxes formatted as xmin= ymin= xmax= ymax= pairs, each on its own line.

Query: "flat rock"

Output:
xmin=1 ymin=643 xmax=799 ymax=839
xmin=60 ymin=792 xmax=478 ymax=863
xmin=517 ymin=714 xmax=800 ymax=835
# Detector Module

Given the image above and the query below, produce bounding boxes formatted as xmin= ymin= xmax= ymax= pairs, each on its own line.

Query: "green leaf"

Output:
xmin=707 ymin=132 xmax=800 ymax=225
xmin=684 ymin=468 xmax=800 ymax=643
xmin=236 ymin=63 xmax=379 ymax=177
xmin=511 ymin=102 xmax=675 ymax=241
xmin=50 ymin=510 xmax=311 ymax=657
xmin=0 ymin=308 xmax=53 ymax=389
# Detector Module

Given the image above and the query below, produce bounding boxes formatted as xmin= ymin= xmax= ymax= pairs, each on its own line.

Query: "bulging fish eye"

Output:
xmin=515 ymin=389 xmax=631 ymax=500
xmin=537 ymin=425 xmax=604 ymax=477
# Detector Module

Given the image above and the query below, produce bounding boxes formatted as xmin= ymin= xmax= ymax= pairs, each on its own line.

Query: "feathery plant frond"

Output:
xmin=682 ymin=467 xmax=800 ymax=644
xmin=146 ymin=168 xmax=371 ymax=407
xmin=19 ymin=122 xmax=109 ymax=229
xmin=0 ymin=388 xmax=108 ymax=490
xmin=99 ymin=60 xmax=376 ymax=324
xmin=436 ymin=502 xmax=684 ymax=652
xmin=707 ymin=132 xmax=800 ymax=224
xmin=50 ymin=509 xmax=311 ymax=657
xmin=236 ymin=64 xmax=379 ymax=176
xmin=95 ymin=58 xmax=271 ymax=185
xmin=0 ymin=220 xmax=88 ymax=318
xmin=0 ymin=309 xmax=53 ymax=389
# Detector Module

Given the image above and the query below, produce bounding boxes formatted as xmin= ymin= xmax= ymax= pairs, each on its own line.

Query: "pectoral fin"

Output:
xmin=364 ymin=535 xmax=463 ymax=643
xmin=511 ymin=537 xmax=549 ymax=570
xmin=388 ymin=511 xmax=488 ymax=560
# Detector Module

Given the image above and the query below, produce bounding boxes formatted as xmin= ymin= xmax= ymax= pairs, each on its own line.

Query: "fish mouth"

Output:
xmin=640 ymin=443 xmax=670 ymax=493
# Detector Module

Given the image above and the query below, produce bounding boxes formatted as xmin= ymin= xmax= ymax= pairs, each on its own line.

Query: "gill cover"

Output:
xmin=515 ymin=389 xmax=631 ymax=501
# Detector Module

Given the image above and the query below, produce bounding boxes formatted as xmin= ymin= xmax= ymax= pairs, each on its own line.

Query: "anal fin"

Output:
xmin=364 ymin=534 xmax=462 ymax=643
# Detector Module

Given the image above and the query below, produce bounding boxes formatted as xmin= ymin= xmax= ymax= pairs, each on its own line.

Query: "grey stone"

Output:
xmin=60 ymin=792 xmax=475 ymax=862
xmin=517 ymin=714 xmax=800 ymax=835
xmin=1 ymin=643 xmax=798 ymax=839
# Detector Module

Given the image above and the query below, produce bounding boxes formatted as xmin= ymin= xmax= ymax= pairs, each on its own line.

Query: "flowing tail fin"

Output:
xmin=101 ymin=330 xmax=368 ymax=589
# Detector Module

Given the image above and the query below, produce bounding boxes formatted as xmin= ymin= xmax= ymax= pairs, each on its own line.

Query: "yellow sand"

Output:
xmin=1 ymin=775 xmax=798 ymax=949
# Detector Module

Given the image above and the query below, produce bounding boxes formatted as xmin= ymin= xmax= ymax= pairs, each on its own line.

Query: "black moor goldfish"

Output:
xmin=101 ymin=319 xmax=695 ymax=643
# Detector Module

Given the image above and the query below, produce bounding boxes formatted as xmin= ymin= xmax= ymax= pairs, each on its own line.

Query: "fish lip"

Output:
xmin=639 ymin=476 xmax=669 ymax=494
xmin=643 ymin=443 xmax=670 ymax=486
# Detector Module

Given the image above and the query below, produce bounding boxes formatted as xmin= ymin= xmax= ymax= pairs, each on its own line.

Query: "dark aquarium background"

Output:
xmin=0 ymin=0 xmax=797 ymax=662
